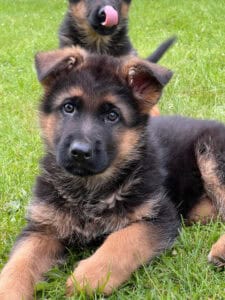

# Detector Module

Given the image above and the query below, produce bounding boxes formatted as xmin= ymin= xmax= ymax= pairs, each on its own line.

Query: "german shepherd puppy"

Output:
xmin=1 ymin=48 xmax=224 ymax=299
xmin=59 ymin=0 xmax=174 ymax=61
xmin=59 ymin=0 xmax=176 ymax=117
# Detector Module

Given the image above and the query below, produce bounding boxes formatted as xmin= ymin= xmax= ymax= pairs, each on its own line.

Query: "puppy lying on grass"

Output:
xmin=0 ymin=47 xmax=224 ymax=299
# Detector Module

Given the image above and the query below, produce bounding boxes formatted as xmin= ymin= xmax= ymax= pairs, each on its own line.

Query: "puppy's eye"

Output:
xmin=105 ymin=110 xmax=120 ymax=123
xmin=63 ymin=103 xmax=75 ymax=114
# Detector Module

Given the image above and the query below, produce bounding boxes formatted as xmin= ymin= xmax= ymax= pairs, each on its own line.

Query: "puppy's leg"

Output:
xmin=208 ymin=234 xmax=225 ymax=267
xmin=0 ymin=231 xmax=63 ymax=300
xmin=187 ymin=195 xmax=217 ymax=225
xmin=66 ymin=207 xmax=179 ymax=296
xmin=196 ymin=133 xmax=225 ymax=266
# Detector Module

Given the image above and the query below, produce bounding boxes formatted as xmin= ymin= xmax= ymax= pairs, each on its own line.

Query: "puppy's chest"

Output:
xmin=68 ymin=190 xmax=135 ymax=241
xmin=30 ymin=179 xmax=154 ymax=244
xmin=30 ymin=192 xmax=130 ymax=244
xmin=67 ymin=200 xmax=131 ymax=244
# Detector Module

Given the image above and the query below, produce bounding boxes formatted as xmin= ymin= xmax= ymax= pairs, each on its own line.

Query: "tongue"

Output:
xmin=101 ymin=6 xmax=119 ymax=27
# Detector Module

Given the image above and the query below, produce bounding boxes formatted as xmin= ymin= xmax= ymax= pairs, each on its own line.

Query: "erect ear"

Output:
xmin=122 ymin=58 xmax=173 ymax=113
xmin=35 ymin=46 xmax=87 ymax=87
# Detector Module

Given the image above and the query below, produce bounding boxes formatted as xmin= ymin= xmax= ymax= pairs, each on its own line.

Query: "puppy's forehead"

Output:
xmin=53 ymin=85 xmax=125 ymax=107
xmin=47 ymin=53 xmax=134 ymax=112
xmin=85 ymin=54 xmax=121 ymax=77
xmin=58 ymin=55 xmax=124 ymax=100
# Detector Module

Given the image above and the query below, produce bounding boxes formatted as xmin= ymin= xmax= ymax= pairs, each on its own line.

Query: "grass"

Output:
xmin=0 ymin=0 xmax=225 ymax=299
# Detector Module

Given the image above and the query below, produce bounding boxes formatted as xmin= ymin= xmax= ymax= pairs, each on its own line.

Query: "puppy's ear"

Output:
xmin=35 ymin=47 xmax=87 ymax=86
xmin=122 ymin=58 xmax=173 ymax=113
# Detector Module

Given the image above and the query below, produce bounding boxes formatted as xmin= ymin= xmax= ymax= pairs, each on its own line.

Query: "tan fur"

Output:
xmin=128 ymin=198 xmax=160 ymax=222
xmin=89 ymin=127 xmax=142 ymax=184
xmin=39 ymin=113 xmax=58 ymax=148
xmin=118 ymin=129 xmax=140 ymax=160
xmin=121 ymin=57 xmax=167 ymax=113
xmin=95 ymin=128 xmax=142 ymax=183
xmin=70 ymin=2 xmax=87 ymax=22
xmin=28 ymin=203 xmax=79 ymax=239
xmin=208 ymin=234 xmax=225 ymax=267
xmin=28 ymin=202 xmax=110 ymax=240
xmin=121 ymin=2 xmax=129 ymax=19
xmin=197 ymin=151 xmax=225 ymax=266
xmin=0 ymin=234 xmax=62 ymax=300
xmin=66 ymin=222 xmax=161 ymax=296
xmin=52 ymin=87 xmax=84 ymax=108
xmin=36 ymin=47 xmax=87 ymax=88
xmin=39 ymin=87 xmax=84 ymax=147
xmin=150 ymin=105 xmax=160 ymax=117
xmin=28 ymin=189 xmax=159 ymax=242
xmin=187 ymin=196 xmax=217 ymax=225
xmin=197 ymin=151 xmax=225 ymax=218
xmin=104 ymin=93 xmax=122 ymax=105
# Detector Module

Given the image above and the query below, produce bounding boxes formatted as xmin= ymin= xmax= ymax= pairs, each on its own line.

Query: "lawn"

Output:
xmin=0 ymin=0 xmax=225 ymax=299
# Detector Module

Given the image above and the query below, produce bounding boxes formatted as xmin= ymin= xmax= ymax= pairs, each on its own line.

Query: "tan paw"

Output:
xmin=66 ymin=257 xmax=123 ymax=297
xmin=0 ymin=290 xmax=31 ymax=300
xmin=208 ymin=234 xmax=225 ymax=267
xmin=0 ymin=279 xmax=30 ymax=300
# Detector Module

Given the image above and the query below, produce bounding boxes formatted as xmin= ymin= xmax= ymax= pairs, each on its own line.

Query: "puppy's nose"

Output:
xmin=97 ymin=7 xmax=107 ymax=23
xmin=97 ymin=6 xmax=119 ymax=27
xmin=70 ymin=141 xmax=92 ymax=161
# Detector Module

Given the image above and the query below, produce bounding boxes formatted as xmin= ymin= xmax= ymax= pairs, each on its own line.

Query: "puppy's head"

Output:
xmin=68 ymin=0 xmax=131 ymax=36
xmin=35 ymin=47 xmax=172 ymax=177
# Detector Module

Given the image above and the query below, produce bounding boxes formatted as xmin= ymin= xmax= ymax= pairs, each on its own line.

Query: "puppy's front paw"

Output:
xmin=208 ymin=234 xmax=225 ymax=267
xmin=0 ymin=287 xmax=31 ymax=300
xmin=0 ymin=279 xmax=22 ymax=300
xmin=66 ymin=257 xmax=121 ymax=297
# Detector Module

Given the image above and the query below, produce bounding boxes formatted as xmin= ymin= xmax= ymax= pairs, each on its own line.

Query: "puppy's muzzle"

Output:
xmin=97 ymin=6 xmax=119 ymax=27
xmin=70 ymin=141 xmax=92 ymax=162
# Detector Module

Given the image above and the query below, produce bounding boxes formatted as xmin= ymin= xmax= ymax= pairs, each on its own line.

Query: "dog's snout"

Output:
xmin=96 ymin=6 xmax=119 ymax=27
xmin=70 ymin=141 xmax=92 ymax=161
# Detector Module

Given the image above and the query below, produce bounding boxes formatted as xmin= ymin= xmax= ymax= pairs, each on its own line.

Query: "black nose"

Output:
xmin=97 ymin=7 xmax=106 ymax=23
xmin=70 ymin=141 xmax=92 ymax=161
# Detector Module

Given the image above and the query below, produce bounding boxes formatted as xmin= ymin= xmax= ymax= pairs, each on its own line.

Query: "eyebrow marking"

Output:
xmin=52 ymin=87 xmax=84 ymax=108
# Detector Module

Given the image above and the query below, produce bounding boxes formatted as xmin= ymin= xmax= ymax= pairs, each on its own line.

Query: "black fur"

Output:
xmin=147 ymin=36 xmax=177 ymax=63
xmin=150 ymin=116 xmax=225 ymax=217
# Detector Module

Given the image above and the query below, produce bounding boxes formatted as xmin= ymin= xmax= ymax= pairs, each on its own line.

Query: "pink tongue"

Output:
xmin=102 ymin=5 xmax=119 ymax=27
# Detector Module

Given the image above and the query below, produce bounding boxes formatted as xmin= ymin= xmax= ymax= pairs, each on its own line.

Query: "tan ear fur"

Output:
xmin=122 ymin=57 xmax=173 ymax=113
xmin=35 ymin=46 xmax=87 ymax=86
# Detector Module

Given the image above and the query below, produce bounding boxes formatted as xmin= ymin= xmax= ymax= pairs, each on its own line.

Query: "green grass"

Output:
xmin=0 ymin=0 xmax=225 ymax=299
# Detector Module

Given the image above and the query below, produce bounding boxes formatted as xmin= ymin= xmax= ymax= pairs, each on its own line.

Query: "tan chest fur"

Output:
xmin=28 ymin=192 xmax=158 ymax=242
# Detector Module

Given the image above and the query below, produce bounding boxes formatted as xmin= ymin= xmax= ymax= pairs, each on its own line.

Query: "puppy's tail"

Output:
xmin=147 ymin=36 xmax=177 ymax=63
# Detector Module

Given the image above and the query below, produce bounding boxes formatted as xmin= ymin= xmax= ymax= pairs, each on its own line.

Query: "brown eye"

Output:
xmin=63 ymin=103 xmax=75 ymax=114
xmin=105 ymin=110 xmax=120 ymax=123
